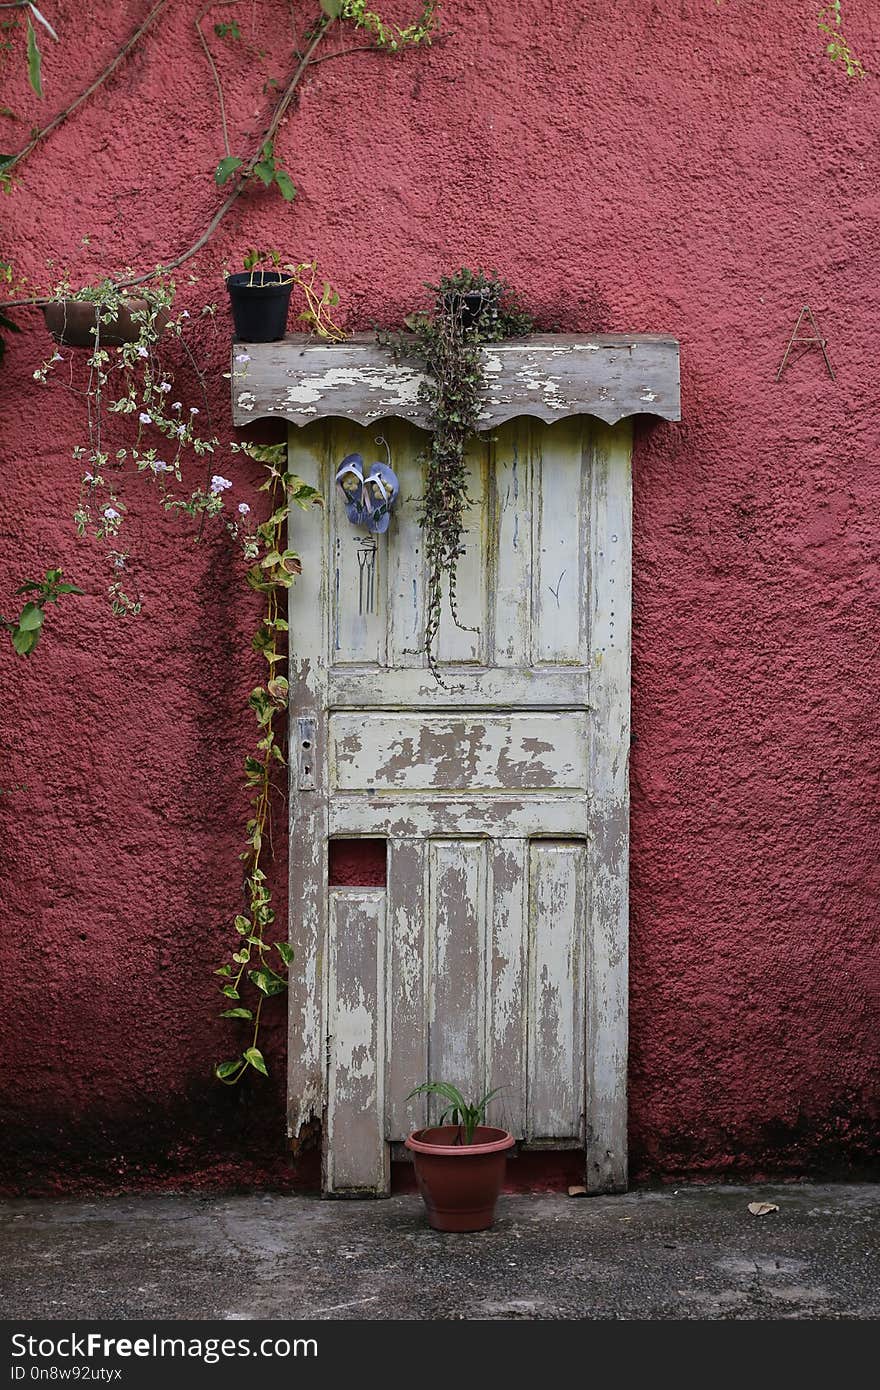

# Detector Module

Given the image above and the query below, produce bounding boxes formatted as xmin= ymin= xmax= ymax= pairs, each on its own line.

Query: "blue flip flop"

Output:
xmin=335 ymin=453 xmax=367 ymax=525
xmin=362 ymin=462 xmax=399 ymax=534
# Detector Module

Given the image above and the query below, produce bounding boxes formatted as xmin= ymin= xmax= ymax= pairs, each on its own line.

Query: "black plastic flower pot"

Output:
xmin=226 ymin=271 xmax=293 ymax=342
xmin=442 ymin=289 xmax=489 ymax=329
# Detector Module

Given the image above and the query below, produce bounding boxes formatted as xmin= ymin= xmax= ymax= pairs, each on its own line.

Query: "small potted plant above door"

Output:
xmin=226 ymin=249 xmax=294 ymax=342
xmin=42 ymin=280 xmax=170 ymax=348
xmin=404 ymin=1082 xmax=515 ymax=1232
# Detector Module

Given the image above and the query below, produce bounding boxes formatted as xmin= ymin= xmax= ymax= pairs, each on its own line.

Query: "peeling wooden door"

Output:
xmin=287 ymin=416 xmax=632 ymax=1196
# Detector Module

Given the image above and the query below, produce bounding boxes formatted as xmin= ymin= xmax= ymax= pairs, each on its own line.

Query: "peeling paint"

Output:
xmin=288 ymin=416 xmax=632 ymax=1194
xmin=231 ymin=336 xmax=680 ymax=430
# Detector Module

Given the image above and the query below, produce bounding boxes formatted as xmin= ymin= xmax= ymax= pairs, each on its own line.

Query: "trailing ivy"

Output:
xmin=215 ymin=443 xmax=321 ymax=1086
xmin=381 ymin=268 xmax=533 ymax=684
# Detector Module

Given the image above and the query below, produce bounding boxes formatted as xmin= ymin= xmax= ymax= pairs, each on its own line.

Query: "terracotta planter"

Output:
xmin=405 ymin=1124 xmax=515 ymax=1232
xmin=42 ymin=298 xmax=169 ymax=348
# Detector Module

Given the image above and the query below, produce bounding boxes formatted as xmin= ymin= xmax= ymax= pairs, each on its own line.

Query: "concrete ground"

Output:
xmin=1 ymin=1185 xmax=877 ymax=1320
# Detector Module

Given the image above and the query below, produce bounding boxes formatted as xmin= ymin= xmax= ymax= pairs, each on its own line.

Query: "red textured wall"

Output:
xmin=1 ymin=0 xmax=877 ymax=1194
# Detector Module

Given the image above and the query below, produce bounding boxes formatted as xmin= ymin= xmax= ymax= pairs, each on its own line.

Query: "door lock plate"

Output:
xmin=297 ymin=716 xmax=317 ymax=790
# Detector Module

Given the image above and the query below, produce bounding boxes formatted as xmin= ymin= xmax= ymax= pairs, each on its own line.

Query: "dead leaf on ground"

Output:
xmin=747 ymin=1201 xmax=780 ymax=1216
xmin=567 ymin=1185 xmax=587 ymax=1198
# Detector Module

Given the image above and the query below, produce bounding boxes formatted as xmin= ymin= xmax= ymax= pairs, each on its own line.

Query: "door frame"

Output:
xmin=284 ymin=418 xmax=632 ymax=1195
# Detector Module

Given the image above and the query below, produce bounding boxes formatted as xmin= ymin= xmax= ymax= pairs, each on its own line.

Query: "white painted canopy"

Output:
xmin=231 ymin=333 xmax=681 ymax=429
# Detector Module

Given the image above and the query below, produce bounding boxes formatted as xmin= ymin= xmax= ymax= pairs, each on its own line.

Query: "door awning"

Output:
xmin=230 ymin=332 xmax=681 ymax=429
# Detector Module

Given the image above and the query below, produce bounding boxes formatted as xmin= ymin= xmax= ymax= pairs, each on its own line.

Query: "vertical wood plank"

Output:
xmin=527 ymin=840 xmax=587 ymax=1141
xmin=325 ymin=888 xmax=389 ymax=1195
xmin=437 ymin=442 xmax=488 ymax=665
xmin=586 ymin=420 xmax=632 ymax=1192
xmin=287 ymin=423 xmax=330 ymax=1144
xmin=428 ymin=839 xmax=487 ymax=1116
xmin=385 ymin=837 xmax=429 ymax=1139
xmin=532 ymin=418 xmax=588 ymax=665
xmin=487 ymin=838 xmax=527 ymax=1137
xmin=328 ymin=421 xmax=387 ymax=667
xmin=491 ymin=421 xmax=533 ymax=667
xmin=387 ymin=421 xmax=427 ymax=668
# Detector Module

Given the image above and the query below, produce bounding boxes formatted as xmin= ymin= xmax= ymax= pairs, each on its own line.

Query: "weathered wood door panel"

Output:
xmin=287 ymin=417 xmax=632 ymax=1196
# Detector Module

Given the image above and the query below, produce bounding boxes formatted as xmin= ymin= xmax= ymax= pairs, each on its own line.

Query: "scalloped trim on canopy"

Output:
xmin=230 ymin=333 xmax=680 ymax=430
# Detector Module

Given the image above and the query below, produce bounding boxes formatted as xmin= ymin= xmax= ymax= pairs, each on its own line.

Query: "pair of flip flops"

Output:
xmin=335 ymin=454 xmax=399 ymax=534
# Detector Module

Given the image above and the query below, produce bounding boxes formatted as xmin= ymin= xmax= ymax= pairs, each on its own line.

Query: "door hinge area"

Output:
xmin=297 ymin=716 xmax=317 ymax=790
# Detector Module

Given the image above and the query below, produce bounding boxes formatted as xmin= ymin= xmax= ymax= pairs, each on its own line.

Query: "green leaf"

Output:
xmin=55 ymin=583 xmax=84 ymax=595
xmin=252 ymin=160 xmax=275 ymax=187
xmin=215 ymin=964 xmax=233 ymax=977
xmin=274 ymin=170 xmax=297 ymax=202
xmin=406 ymin=1081 xmax=469 ymax=1112
xmin=244 ymin=1046 xmax=269 ymax=1076
xmin=221 ymin=984 xmax=240 ymax=999
xmin=248 ymin=967 xmax=287 ymax=998
xmin=17 ymin=603 xmax=44 ymax=632
xmin=215 ymin=1059 xmax=244 ymax=1079
xmin=234 ymin=914 xmax=251 ymax=934
xmin=12 ymin=626 xmax=40 ymax=656
xmin=220 ymin=1007 xmax=253 ymax=1020
xmin=26 ymin=16 xmax=43 ymax=99
xmin=320 ymin=0 xmax=344 ymax=16
xmin=215 ymin=155 xmax=243 ymax=186
xmin=275 ymin=941 xmax=294 ymax=966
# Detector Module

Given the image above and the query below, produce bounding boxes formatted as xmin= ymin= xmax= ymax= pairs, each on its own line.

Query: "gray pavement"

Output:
xmin=1 ymin=1184 xmax=877 ymax=1320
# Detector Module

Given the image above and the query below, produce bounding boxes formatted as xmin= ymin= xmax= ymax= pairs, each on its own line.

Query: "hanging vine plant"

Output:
xmin=382 ymin=268 xmax=533 ymax=683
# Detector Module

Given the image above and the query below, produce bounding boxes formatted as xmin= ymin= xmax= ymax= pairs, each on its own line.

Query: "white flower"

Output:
xmin=177 ymin=424 xmax=187 ymax=437
xmin=181 ymin=310 xmax=190 ymax=318
xmin=52 ymin=352 xmax=63 ymax=362
xmin=83 ymin=472 xmax=94 ymax=483
xmin=113 ymin=555 xmax=126 ymax=571
xmin=137 ymin=346 xmax=149 ymax=359
xmin=237 ymin=502 xmax=250 ymax=515
xmin=235 ymin=352 xmax=251 ymax=363
xmin=172 ymin=401 xmax=182 ymax=411
xmin=210 ymin=475 xmax=233 ymax=494
xmin=139 ymin=412 xmax=152 ymax=424
xmin=150 ymin=460 xmax=170 ymax=473
xmin=158 ymin=381 xmax=171 ymax=392
xmin=103 ymin=506 xmax=121 ymax=521
xmin=189 ymin=407 xmax=199 ymax=415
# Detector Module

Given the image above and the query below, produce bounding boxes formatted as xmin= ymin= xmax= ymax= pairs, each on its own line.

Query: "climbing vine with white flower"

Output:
xmin=33 ymin=278 xmax=237 ymax=614
xmin=32 ymin=271 xmax=327 ymax=1085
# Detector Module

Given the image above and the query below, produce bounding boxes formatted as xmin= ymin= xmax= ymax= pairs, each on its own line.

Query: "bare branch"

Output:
xmin=306 ymin=44 xmax=377 ymax=67
xmin=3 ymin=0 xmax=170 ymax=176
xmin=195 ymin=1 xmax=238 ymax=160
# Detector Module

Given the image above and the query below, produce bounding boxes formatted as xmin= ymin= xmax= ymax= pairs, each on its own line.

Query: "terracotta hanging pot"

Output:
xmin=42 ymin=298 xmax=169 ymax=348
xmin=404 ymin=1124 xmax=515 ymax=1232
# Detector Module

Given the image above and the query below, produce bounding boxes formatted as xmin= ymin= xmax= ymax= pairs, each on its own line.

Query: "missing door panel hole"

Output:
xmin=329 ymin=838 xmax=387 ymax=887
